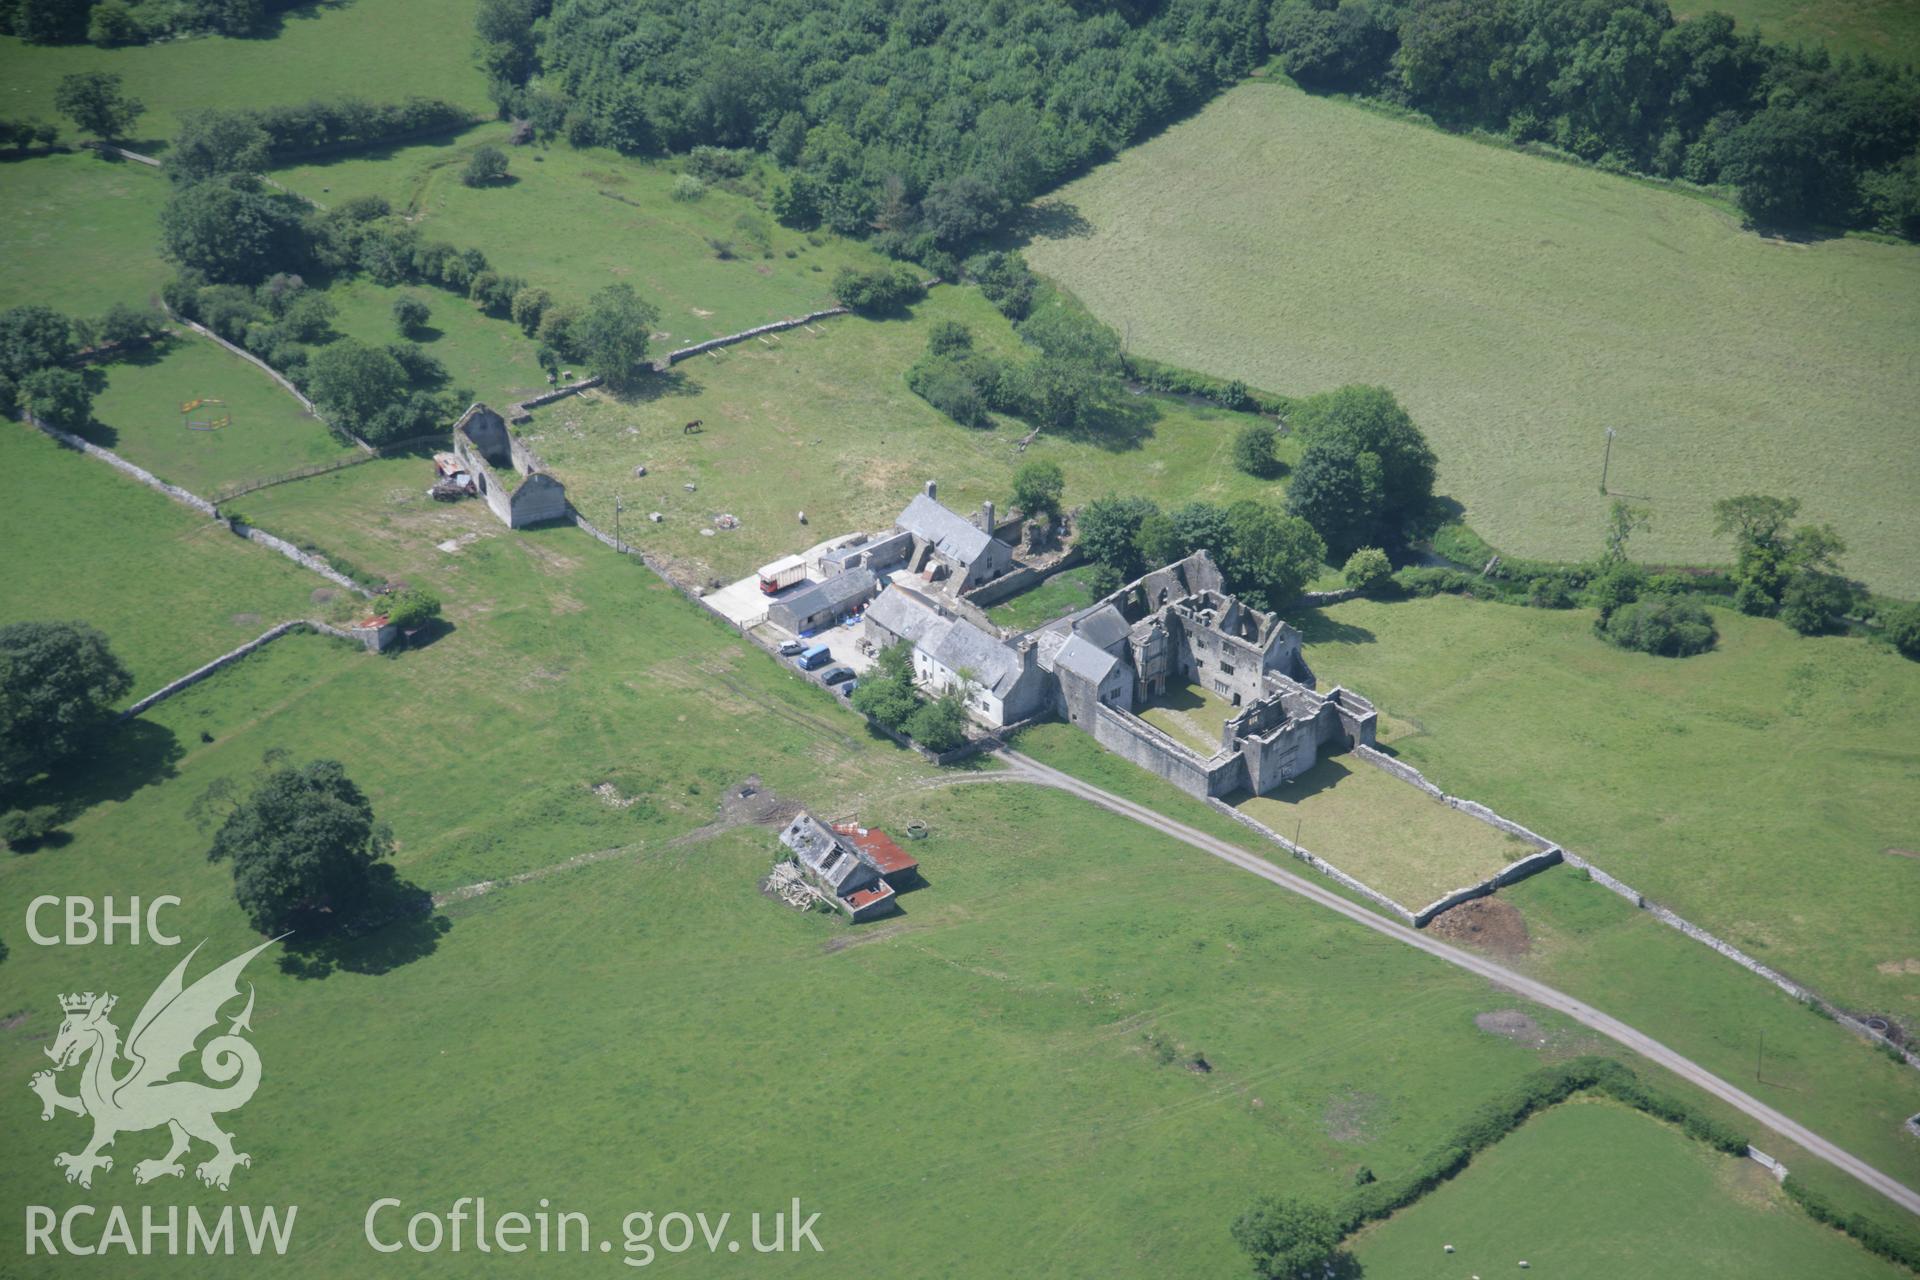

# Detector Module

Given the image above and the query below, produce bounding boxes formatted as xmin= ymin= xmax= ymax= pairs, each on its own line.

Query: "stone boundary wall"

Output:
xmin=512 ymin=376 xmax=604 ymax=420
xmin=1410 ymin=848 xmax=1566 ymax=925
xmin=1301 ymin=586 xmax=1361 ymax=606
xmin=1205 ymin=798 xmax=1419 ymax=925
xmin=18 ymin=413 xmax=373 ymax=598
xmin=121 ymin=619 xmax=360 ymax=718
xmin=90 ymin=142 xmax=161 ymax=167
xmin=1747 ymin=1145 xmax=1791 ymax=1183
xmin=961 ymin=545 xmax=1087 ymax=610
xmin=660 ymin=307 xmax=850 ymax=368
xmin=1352 ymin=746 xmax=1920 ymax=1069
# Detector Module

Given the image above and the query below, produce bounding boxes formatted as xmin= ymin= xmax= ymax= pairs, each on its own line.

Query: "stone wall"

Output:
xmin=121 ymin=620 xmax=362 ymax=718
xmin=162 ymin=313 xmax=371 ymax=448
xmin=660 ymin=307 xmax=850 ymax=368
xmin=228 ymin=521 xmax=371 ymax=596
xmin=1088 ymin=704 xmax=1239 ymax=798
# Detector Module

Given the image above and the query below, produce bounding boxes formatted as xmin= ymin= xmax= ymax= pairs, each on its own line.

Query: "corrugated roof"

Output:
xmin=776 ymin=567 xmax=876 ymax=620
xmin=897 ymin=493 xmax=993 ymax=566
xmin=834 ymin=823 xmax=918 ymax=875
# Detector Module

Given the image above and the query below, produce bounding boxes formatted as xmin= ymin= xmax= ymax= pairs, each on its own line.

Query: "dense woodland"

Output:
xmin=471 ymin=0 xmax=1918 ymax=244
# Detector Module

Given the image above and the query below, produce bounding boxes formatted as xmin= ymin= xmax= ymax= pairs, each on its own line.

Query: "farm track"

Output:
xmin=992 ymin=747 xmax=1920 ymax=1219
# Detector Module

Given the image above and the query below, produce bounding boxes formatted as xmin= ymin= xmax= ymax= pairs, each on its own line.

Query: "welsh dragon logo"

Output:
xmin=28 ymin=939 xmax=275 ymax=1191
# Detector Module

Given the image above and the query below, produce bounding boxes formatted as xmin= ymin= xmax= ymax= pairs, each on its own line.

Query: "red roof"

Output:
xmin=844 ymin=883 xmax=895 ymax=910
xmin=833 ymin=823 xmax=918 ymax=875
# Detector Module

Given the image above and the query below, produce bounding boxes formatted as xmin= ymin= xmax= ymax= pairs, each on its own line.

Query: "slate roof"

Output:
xmin=897 ymin=493 xmax=994 ymax=567
xmin=865 ymin=585 xmax=946 ymax=645
xmin=776 ymin=567 xmax=876 ymax=620
xmin=1053 ymin=633 xmax=1120 ymax=686
xmin=926 ymin=618 xmax=1026 ymax=698
xmin=780 ymin=813 xmax=873 ymax=893
xmin=1074 ymin=603 xmax=1131 ymax=653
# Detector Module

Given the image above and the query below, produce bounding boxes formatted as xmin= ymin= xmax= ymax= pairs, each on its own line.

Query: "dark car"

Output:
xmin=777 ymin=639 xmax=804 ymax=656
xmin=819 ymin=665 xmax=855 ymax=686
xmin=836 ymin=680 xmax=859 ymax=699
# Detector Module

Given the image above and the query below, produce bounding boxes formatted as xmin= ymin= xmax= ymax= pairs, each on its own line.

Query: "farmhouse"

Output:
xmin=864 ymin=584 xmax=1050 ymax=727
xmin=451 ymin=403 xmax=568 ymax=529
xmin=895 ymin=485 xmax=1016 ymax=592
xmin=778 ymin=812 xmax=900 ymax=920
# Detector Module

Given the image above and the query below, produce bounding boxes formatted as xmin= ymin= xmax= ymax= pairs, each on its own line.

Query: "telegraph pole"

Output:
xmin=1599 ymin=427 xmax=1616 ymax=495
xmin=614 ymin=493 xmax=624 ymax=554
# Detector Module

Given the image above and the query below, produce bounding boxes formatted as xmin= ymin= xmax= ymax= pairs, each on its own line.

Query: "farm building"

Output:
xmin=768 ymin=566 xmax=879 ymax=634
xmin=863 ymin=583 xmax=1050 ymax=727
xmin=451 ymin=403 xmax=568 ymax=529
xmin=831 ymin=822 xmax=920 ymax=888
xmin=895 ymin=486 xmax=1016 ymax=592
xmin=779 ymin=812 xmax=899 ymax=921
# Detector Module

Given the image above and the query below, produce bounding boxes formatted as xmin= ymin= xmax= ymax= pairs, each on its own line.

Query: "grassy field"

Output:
xmin=272 ymin=125 xmax=893 ymax=346
xmin=1296 ymin=594 xmax=1920 ymax=1018
xmin=1351 ymin=1098 xmax=1903 ymax=1278
xmin=80 ymin=334 xmax=356 ymax=495
xmin=1672 ymin=0 xmax=1920 ymax=63
xmin=0 ymin=422 xmax=326 ymax=697
xmin=0 ymin=491 xmax=1642 ymax=1276
xmin=1012 ymin=718 xmax=1920 ymax=1246
xmin=0 ymin=0 xmax=489 ymax=150
xmin=1235 ymin=754 xmax=1539 ymax=910
xmin=987 ymin=564 xmax=1102 ymax=631
xmin=1024 ymin=81 xmax=1920 ymax=597
xmin=527 ymin=286 xmax=1293 ymax=583
xmin=315 ymin=274 xmax=549 ymax=411
xmin=0 ymin=151 xmax=169 ymax=315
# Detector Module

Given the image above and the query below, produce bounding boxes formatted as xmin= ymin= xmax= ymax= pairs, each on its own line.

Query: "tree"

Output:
xmin=576 ymin=282 xmax=660 ymax=390
xmin=1077 ymin=495 xmax=1161 ymax=578
xmin=831 ymin=264 xmax=925 ymax=315
xmin=168 ymin=108 xmax=272 ymax=185
xmin=462 ymin=144 xmax=510 ymax=187
xmin=1286 ymin=384 xmax=1436 ymax=548
xmin=0 ymin=304 xmax=77 ymax=380
xmin=1011 ymin=459 xmax=1064 ymax=521
xmin=509 ymin=286 xmax=551 ymax=336
xmin=308 ymin=340 xmax=409 ymax=435
xmin=1230 ymin=1196 xmax=1343 ymax=1280
xmin=1169 ymin=501 xmax=1233 ymax=560
xmin=18 ymin=367 xmax=93 ymax=430
xmin=1285 ymin=435 xmax=1381 ymax=557
xmin=1778 ymin=571 xmax=1857 ymax=636
xmin=94 ymin=302 xmax=159 ymax=349
xmin=1882 ymin=603 xmax=1920 ymax=660
xmin=1134 ymin=512 xmax=1183 ymax=570
xmin=850 ymin=642 xmax=920 ymax=729
xmin=391 ymin=295 xmax=431 ymax=336
xmin=159 ymin=177 xmax=306 ymax=284
xmin=1223 ymin=502 xmax=1326 ymax=612
xmin=206 ymin=759 xmax=393 ymax=933
xmin=1598 ymin=596 xmax=1718 ymax=657
xmin=1603 ymin=500 xmax=1649 ymax=563
xmin=14 ymin=0 xmax=93 ymax=44
xmin=87 ymin=1 xmax=144 ymax=45
xmin=904 ymin=690 xmax=969 ymax=752
xmin=53 ymin=72 xmax=145 ymax=142
xmin=0 ymin=621 xmax=132 ymax=795
xmin=1232 ymin=419 xmax=1282 ymax=477
xmin=1342 ymin=546 xmax=1392 ymax=593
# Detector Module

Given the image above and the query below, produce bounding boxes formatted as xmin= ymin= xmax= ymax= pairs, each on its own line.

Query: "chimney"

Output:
xmin=981 ymin=500 xmax=995 ymax=533
xmin=925 ymin=479 xmax=938 ymax=499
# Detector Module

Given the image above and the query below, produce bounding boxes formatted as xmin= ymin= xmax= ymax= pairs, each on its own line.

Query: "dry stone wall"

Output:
xmin=121 ymin=620 xmax=362 ymax=718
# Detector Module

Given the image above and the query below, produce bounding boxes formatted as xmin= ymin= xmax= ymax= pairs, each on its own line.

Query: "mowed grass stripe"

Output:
xmin=1025 ymin=82 xmax=1920 ymax=595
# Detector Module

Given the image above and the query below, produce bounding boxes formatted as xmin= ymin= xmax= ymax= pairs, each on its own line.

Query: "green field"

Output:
xmin=1351 ymin=1099 xmax=1902 ymax=1278
xmin=314 ymin=274 xmax=548 ymax=412
xmin=1236 ymin=754 xmax=1539 ymax=910
xmin=272 ymin=126 xmax=893 ymax=346
xmin=0 ymin=422 xmax=326 ymax=697
xmin=1025 ymin=81 xmax=1920 ymax=597
xmin=1672 ymin=0 xmax=1920 ymax=63
xmin=0 ymin=0 xmax=488 ymax=149
xmin=526 ymin=286 xmax=1293 ymax=583
xmin=1297 ymin=594 xmax=1920 ymax=1018
xmin=81 ymin=335 xmax=355 ymax=496
xmin=987 ymin=564 xmax=1102 ymax=632
xmin=0 ymin=151 xmax=169 ymax=315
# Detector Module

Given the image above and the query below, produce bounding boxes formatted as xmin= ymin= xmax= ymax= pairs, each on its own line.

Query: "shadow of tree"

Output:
xmin=1014 ymin=199 xmax=1094 ymax=240
xmin=8 ymin=720 xmax=185 ymax=828
xmin=1291 ymin=607 xmax=1377 ymax=646
xmin=277 ymin=868 xmax=449 ymax=979
xmin=608 ymin=368 xmax=704 ymax=405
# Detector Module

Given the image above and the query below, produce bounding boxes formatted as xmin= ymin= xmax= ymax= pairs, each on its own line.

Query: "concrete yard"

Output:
xmin=1235 ymin=754 xmax=1537 ymax=912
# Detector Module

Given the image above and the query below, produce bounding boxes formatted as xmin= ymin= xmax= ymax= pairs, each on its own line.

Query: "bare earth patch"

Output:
xmin=1474 ymin=1008 xmax=1548 ymax=1046
xmin=1322 ymin=1089 xmax=1379 ymax=1144
xmin=1428 ymin=895 xmax=1532 ymax=959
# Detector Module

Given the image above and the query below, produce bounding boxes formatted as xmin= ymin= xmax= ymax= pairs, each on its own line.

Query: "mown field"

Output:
xmin=0 ymin=151 xmax=169 ymax=315
xmin=527 ymin=286 xmax=1293 ymax=583
xmin=1671 ymin=0 xmax=1920 ymax=63
xmin=1235 ymin=754 xmax=1538 ymax=911
xmin=1351 ymin=1098 xmax=1903 ymax=1278
xmin=271 ymin=125 xmax=893 ymax=347
xmin=0 ymin=0 xmax=489 ymax=149
xmin=81 ymin=334 xmax=355 ymax=496
xmin=0 ymin=423 xmax=325 ymax=696
xmin=1296 ymin=594 xmax=1920 ymax=1019
xmin=1024 ymin=81 xmax=1920 ymax=597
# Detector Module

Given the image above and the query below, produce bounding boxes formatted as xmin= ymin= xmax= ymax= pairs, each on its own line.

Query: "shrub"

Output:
xmin=87 ymin=2 xmax=143 ymax=45
xmin=1231 ymin=420 xmax=1281 ymax=477
xmin=926 ymin=320 xmax=973 ymax=356
xmin=904 ymin=692 xmax=968 ymax=752
xmin=1341 ymin=547 xmax=1391 ymax=593
xmin=509 ymin=286 xmax=552 ymax=336
xmin=1598 ymin=596 xmax=1717 ymax=657
xmin=1883 ymin=603 xmax=1920 ymax=660
xmin=831 ymin=264 xmax=924 ymax=315
xmin=669 ymin=174 xmax=706 ymax=201
xmin=1526 ymin=575 xmax=1575 ymax=609
xmin=0 ymin=805 xmax=62 ymax=848
xmin=1778 ymin=571 xmax=1857 ymax=636
xmin=381 ymin=588 xmax=441 ymax=631
xmin=391 ymin=295 xmax=431 ymax=336
xmin=1394 ymin=566 xmax=1474 ymax=597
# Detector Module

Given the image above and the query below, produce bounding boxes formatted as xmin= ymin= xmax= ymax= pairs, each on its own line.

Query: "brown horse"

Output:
xmin=683 ymin=419 xmax=704 ymax=435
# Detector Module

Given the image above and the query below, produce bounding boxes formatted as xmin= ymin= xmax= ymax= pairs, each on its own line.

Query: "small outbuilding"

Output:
xmin=779 ymin=812 xmax=898 ymax=921
xmin=768 ymin=567 xmax=878 ymax=635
